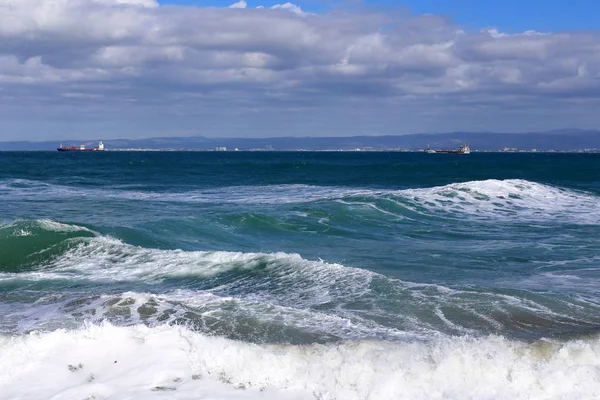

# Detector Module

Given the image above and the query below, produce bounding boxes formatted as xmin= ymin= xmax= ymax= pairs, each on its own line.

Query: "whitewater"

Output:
xmin=0 ymin=151 xmax=599 ymax=399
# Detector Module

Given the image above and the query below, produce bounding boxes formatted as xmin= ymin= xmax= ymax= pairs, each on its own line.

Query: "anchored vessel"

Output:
xmin=57 ymin=141 xmax=105 ymax=152
xmin=425 ymin=144 xmax=470 ymax=154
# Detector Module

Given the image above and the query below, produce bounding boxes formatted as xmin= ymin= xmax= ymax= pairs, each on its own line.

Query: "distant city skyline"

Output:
xmin=0 ymin=0 xmax=599 ymax=141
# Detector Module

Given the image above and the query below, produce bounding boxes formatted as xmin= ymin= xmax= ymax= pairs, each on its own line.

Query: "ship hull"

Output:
xmin=57 ymin=148 xmax=98 ymax=152
xmin=425 ymin=145 xmax=470 ymax=154
xmin=434 ymin=150 xmax=470 ymax=154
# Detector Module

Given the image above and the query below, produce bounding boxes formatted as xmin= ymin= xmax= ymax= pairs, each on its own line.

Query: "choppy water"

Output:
xmin=0 ymin=151 xmax=599 ymax=399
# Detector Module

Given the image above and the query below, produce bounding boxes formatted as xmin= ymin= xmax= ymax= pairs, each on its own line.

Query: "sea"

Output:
xmin=0 ymin=151 xmax=599 ymax=400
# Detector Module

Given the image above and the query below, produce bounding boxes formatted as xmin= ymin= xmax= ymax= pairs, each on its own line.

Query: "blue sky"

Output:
xmin=160 ymin=0 xmax=600 ymax=32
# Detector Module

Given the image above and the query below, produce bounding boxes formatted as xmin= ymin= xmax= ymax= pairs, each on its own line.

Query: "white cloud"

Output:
xmin=0 ymin=0 xmax=599 ymax=139
xmin=271 ymin=2 xmax=305 ymax=15
xmin=228 ymin=0 xmax=247 ymax=9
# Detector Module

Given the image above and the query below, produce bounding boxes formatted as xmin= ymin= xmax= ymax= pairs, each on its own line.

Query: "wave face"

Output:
xmin=1 ymin=151 xmax=600 ymax=399
xmin=0 ymin=220 xmax=95 ymax=272
xmin=2 ymin=226 xmax=599 ymax=343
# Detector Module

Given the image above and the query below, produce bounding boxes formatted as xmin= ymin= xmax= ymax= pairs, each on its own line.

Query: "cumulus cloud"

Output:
xmin=228 ymin=0 xmax=247 ymax=9
xmin=271 ymin=2 xmax=305 ymax=15
xmin=0 ymin=0 xmax=599 ymax=139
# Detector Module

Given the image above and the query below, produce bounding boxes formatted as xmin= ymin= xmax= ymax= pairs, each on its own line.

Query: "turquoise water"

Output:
xmin=1 ymin=151 xmax=599 ymax=399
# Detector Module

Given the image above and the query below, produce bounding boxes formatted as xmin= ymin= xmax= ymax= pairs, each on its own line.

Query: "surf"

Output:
xmin=2 ymin=225 xmax=598 ymax=343
xmin=1 ymin=322 xmax=599 ymax=400
xmin=2 ymin=179 xmax=599 ymax=224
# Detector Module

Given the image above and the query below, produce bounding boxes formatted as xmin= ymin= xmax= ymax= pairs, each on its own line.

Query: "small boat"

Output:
xmin=425 ymin=144 xmax=470 ymax=154
xmin=57 ymin=141 xmax=105 ymax=152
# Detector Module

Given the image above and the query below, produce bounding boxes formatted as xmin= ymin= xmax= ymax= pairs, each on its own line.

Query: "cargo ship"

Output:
xmin=57 ymin=141 xmax=105 ymax=152
xmin=425 ymin=144 xmax=470 ymax=154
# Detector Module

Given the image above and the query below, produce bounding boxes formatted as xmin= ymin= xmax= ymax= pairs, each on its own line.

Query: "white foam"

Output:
xmin=2 ymin=179 xmax=598 ymax=224
xmin=400 ymin=179 xmax=600 ymax=224
xmin=2 ymin=286 xmax=415 ymax=342
xmin=5 ymin=236 xmax=374 ymax=299
xmin=1 ymin=323 xmax=599 ymax=400
xmin=0 ymin=323 xmax=299 ymax=400
xmin=0 ymin=179 xmax=379 ymax=205
xmin=36 ymin=219 xmax=95 ymax=233
xmin=0 ymin=237 xmax=400 ymax=339
xmin=12 ymin=229 xmax=32 ymax=237
xmin=2 ymin=234 xmax=596 ymax=338
xmin=0 ymin=219 xmax=94 ymax=234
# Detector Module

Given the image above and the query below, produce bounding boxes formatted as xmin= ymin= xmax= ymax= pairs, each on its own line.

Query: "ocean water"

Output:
xmin=0 ymin=151 xmax=599 ymax=400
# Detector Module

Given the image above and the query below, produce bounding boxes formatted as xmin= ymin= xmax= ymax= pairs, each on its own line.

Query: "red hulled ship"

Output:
xmin=57 ymin=141 xmax=105 ymax=152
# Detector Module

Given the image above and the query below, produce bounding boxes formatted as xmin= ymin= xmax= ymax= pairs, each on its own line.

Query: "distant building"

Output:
xmin=215 ymin=147 xmax=227 ymax=151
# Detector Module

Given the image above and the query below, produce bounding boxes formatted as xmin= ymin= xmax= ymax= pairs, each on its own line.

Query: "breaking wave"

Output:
xmin=398 ymin=179 xmax=600 ymax=223
xmin=2 ymin=221 xmax=599 ymax=342
xmin=0 ymin=220 xmax=95 ymax=272
xmin=1 ymin=323 xmax=599 ymax=400
xmin=2 ymin=179 xmax=599 ymax=224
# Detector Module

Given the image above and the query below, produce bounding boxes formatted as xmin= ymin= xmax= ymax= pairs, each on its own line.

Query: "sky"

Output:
xmin=164 ymin=0 xmax=600 ymax=32
xmin=0 ymin=0 xmax=599 ymax=140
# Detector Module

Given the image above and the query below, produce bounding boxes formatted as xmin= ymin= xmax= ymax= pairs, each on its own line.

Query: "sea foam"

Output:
xmin=399 ymin=179 xmax=600 ymax=224
xmin=1 ymin=323 xmax=599 ymax=400
xmin=2 ymin=178 xmax=598 ymax=224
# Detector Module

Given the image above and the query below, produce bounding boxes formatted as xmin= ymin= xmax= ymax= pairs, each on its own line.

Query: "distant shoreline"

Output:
xmin=3 ymin=130 xmax=599 ymax=152
xmin=2 ymin=149 xmax=599 ymax=153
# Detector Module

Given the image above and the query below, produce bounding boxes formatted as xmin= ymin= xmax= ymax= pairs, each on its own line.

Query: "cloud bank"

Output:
xmin=0 ymin=0 xmax=599 ymax=139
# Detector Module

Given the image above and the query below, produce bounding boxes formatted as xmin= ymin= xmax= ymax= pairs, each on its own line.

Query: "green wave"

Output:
xmin=0 ymin=220 xmax=96 ymax=272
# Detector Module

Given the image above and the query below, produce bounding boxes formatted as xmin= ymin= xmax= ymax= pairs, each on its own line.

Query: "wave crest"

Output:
xmin=2 ymin=178 xmax=598 ymax=224
xmin=399 ymin=179 xmax=600 ymax=223
xmin=0 ymin=220 xmax=95 ymax=272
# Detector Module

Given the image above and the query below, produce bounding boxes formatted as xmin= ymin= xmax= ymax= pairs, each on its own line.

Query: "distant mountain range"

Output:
xmin=1 ymin=130 xmax=600 ymax=151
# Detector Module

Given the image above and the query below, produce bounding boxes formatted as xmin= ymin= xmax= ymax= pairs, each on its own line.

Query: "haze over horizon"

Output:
xmin=1 ymin=0 xmax=599 ymax=141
